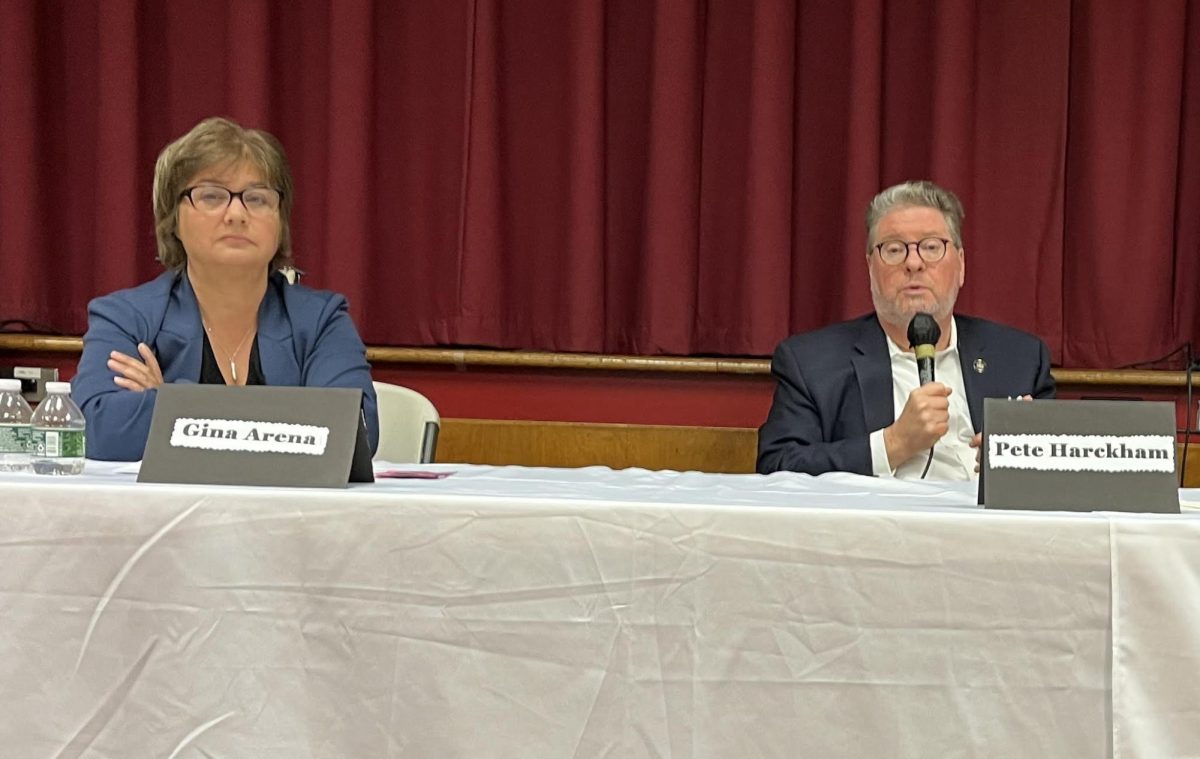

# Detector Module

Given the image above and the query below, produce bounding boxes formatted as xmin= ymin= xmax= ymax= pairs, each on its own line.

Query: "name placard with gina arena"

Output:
xmin=139 ymin=385 xmax=373 ymax=488
xmin=169 ymin=418 xmax=330 ymax=455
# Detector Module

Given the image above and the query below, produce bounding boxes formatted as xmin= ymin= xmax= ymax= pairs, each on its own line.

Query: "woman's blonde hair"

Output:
xmin=152 ymin=116 xmax=295 ymax=271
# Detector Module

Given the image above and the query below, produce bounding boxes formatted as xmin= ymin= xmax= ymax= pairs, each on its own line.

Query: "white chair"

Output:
xmin=372 ymin=381 xmax=440 ymax=463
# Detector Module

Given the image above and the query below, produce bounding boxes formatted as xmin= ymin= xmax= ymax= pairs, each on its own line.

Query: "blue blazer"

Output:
xmin=73 ymin=271 xmax=379 ymax=461
xmin=756 ymin=313 xmax=1055 ymax=475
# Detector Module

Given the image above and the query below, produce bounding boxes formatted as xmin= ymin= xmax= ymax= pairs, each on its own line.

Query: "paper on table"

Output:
xmin=375 ymin=470 xmax=453 ymax=479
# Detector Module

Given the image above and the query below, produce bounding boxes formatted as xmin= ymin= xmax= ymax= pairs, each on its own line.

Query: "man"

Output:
xmin=757 ymin=180 xmax=1054 ymax=479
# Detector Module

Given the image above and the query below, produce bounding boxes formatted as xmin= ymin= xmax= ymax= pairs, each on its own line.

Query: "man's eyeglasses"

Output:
xmin=873 ymin=237 xmax=952 ymax=265
xmin=180 ymin=185 xmax=282 ymax=216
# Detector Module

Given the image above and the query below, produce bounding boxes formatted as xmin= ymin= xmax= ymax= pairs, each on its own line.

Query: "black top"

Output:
xmin=199 ymin=333 xmax=266 ymax=385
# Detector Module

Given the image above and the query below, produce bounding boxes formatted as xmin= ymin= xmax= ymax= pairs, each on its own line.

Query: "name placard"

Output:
xmin=138 ymin=385 xmax=373 ymax=488
xmin=980 ymin=399 xmax=1179 ymax=513
xmin=988 ymin=434 xmax=1175 ymax=473
xmin=170 ymin=418 xmax=330 ymax=455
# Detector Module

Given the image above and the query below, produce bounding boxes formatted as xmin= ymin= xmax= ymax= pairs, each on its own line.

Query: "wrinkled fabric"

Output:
xmin=0 ymin=464 xmax=1188 ymax=757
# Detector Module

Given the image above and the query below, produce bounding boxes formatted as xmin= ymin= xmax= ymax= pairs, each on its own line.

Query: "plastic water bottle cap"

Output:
xmin=45 ymin=381 xmax=72 ymax=394
xmin=0 ymin=379 xmax=21 ymax=392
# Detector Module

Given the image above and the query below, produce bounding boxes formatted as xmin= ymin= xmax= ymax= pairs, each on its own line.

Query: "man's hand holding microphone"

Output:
xmin=883 ymin=313 xmax=946 ymax=472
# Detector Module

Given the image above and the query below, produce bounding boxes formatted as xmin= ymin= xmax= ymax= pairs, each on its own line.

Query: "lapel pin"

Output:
xmin=973 ymin=358 xmax=986 ymax=374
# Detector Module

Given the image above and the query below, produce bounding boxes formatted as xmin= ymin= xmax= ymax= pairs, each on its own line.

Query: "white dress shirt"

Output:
xmin=868 ymin=318 xmax=977 ymax=480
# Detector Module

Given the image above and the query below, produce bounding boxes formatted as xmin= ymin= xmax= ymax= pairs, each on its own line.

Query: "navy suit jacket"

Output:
xmin=73 ymin=270 xmax=379 ymax=461
xmin=756 ymin=313 xmax=1055 ymax=475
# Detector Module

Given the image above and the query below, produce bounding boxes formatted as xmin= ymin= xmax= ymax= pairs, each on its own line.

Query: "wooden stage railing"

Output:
xmin=439 ymin=418 xmax=1200 ymax=486
xmin=439 ymin=419 xmax=758 ymax=473
xmin=1 ymin=333 xmax=1199 ymax=386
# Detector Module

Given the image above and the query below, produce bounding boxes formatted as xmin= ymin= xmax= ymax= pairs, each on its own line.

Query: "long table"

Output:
xmin=1 ymin=463 xmax=1197 ymax=757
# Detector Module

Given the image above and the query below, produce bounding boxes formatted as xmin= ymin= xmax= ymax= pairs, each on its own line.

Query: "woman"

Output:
xmin=73 ymin=117 xmax=379 ymax=461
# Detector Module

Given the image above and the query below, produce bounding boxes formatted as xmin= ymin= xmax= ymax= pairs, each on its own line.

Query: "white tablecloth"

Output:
xmin=0 ymin=462 xmax=1195 ymax=757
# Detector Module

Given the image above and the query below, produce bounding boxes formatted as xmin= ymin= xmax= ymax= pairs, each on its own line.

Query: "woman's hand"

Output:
xmin=108 ymin=343 xmax=164 ymax=391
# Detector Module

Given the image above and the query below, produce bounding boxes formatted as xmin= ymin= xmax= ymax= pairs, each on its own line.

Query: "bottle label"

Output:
xmin=31 ymin=428 xmax=86 ymax=458
xmin=0 ymin=423 xmax=31 ymax=454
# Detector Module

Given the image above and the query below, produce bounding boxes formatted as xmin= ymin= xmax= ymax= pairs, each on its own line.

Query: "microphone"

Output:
xmin=907 ymin=313 xmax=941 ymax=386
xmin=907 ymin=313 xmax=942 ymax=480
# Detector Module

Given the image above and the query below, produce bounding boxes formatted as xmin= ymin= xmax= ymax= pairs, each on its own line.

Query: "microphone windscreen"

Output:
xmin=907 ymin=312 xmax=941 ymax=349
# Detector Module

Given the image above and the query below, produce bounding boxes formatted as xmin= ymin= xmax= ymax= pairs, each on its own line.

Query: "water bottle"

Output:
xmin=30 ymin=381 xmax=86 ymax=475
xmin=0 ymin=378 xmax=34 ymax=473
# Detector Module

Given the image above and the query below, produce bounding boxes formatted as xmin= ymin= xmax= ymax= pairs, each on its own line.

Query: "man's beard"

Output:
xmin=870 ymin=280 xmax=958 ymax=330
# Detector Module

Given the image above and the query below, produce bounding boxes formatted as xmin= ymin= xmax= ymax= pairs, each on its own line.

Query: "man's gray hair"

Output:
xmin=865 ymin=180 xmax=964 ymax=254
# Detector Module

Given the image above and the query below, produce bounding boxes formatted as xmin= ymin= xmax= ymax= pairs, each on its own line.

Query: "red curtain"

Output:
xmin=1 ymin=0 xmax=1197 ymax=367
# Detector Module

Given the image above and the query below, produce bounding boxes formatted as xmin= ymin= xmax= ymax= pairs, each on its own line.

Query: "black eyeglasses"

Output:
xmin=873 ymin=237 xmax=952 ymax=265
xmin=180 ymin=185 xmax=282 ymax=216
